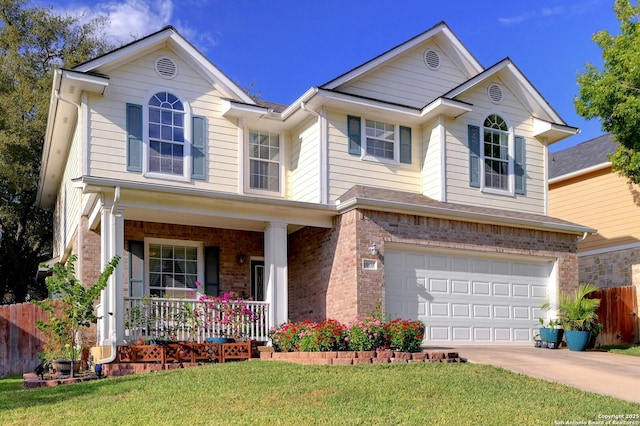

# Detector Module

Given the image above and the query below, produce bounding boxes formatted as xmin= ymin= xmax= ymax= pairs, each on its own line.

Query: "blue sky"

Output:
xmin=47 ymin=0 xmax=622 ymax=152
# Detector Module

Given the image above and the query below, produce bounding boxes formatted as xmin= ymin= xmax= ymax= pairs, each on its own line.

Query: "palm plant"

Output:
xmin=557 ymin=283 xmax=602 ymax=335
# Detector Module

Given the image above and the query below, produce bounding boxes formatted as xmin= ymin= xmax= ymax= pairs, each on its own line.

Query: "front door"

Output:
xmin=251 ymin=260 xmax=265 ymax=301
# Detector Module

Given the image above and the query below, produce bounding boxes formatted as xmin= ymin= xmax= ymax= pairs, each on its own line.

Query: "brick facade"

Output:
xmin=123 ymin=221 xmax=263 ymax=297
xmin=289 ymin=208 xmax=581 ymax=323
xmin=579 ymin=247 xmax=640 ymax=288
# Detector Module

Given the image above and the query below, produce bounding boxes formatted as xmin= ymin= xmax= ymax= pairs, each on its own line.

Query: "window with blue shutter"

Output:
xmin=128 ymin=241 xmax=144 ymax=298
xmin=514 ymin=135 xmax=526 ymax=195
xmin=399 ymin=126 xmax=412 ymax=164
xmin=192 ymin=115 xmax=206 ymax=180
xmin=347 ymin=115 xmax=361 ymax=155
xmin=468 ymin=125 xmax=481 ymax=187
xmin=126 ymin=103 xmax=143 ymax=172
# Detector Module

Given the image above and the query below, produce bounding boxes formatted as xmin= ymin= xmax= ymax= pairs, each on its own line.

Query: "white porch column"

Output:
xmin=98 ymin=194 xmax=125 ymax=346
xmin=264 ymin=222 xmax=288 ymax=329
xmin=98 ymin=198 xmax=113 ymax=347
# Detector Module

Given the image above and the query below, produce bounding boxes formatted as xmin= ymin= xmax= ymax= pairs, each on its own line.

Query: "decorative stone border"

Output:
xmin=259 ymin=350 xmax=464 ymax=365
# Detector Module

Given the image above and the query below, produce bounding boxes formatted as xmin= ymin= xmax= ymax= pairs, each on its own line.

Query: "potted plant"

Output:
xmin=199 ymin=291 xmax=260 ymax=342
xmin=34 ymin=254 xmax=119 ymax=376
xmin=537 ymin=317 xmax=564 ymax=349
xmin=557 ymin=283 xmax=601 ymax=351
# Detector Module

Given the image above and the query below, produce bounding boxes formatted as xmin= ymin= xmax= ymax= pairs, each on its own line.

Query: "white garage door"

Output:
xmin=384 ymin=249 xmax=552 ymax=345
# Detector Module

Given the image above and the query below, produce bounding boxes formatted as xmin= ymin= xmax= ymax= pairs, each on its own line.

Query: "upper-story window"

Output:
xmin=468 ymin=115 xmax=526 ymax=195
xmin=148 ymin=92 xmax=185 ymax=175
xmin=249 ymin=130 xmax=280 ymax=192
xmin=483 ymin=114 xmax=509 ymax=191
xmin=365 ymin=119 xmax=396 ymax=160
xmin=347 ymin=115 xmax=412 ymax=164
xmin=126 ymin=91 xmax=206 ymax=181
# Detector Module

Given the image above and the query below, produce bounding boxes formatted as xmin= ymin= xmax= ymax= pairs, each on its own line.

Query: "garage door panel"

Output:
xmin=493 ymin=282 xmax=510 ymax=297
xmin=472 ymin=281 xmax=490 ymax=295
xmin=385 ymin=250 xmax=553 ymax=345
xmin=451 ymin=280 xmax=470 ymax=294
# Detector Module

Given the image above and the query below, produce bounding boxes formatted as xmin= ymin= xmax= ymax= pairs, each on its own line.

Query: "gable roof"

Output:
xmin=548 ymin=133 xmax=617 ymax=181
xmin=322 ymin=22 xmax=483 ymax=91
xmin=74 ymin=26 xmax=254 ymax=104
xmin=337 ymin=185 xmax=594 ymax=235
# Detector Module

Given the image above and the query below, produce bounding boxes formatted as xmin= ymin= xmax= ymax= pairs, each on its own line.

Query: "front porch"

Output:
xmin=123 ymin=296 xmax=270 ymax=343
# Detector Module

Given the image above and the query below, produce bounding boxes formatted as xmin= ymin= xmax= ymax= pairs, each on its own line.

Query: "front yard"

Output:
xmin=2 ymin=362 xmax=639 ymax=425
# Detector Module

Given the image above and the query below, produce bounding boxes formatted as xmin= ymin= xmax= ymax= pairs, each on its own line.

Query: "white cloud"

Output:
xmin=55 ymin=0 xmax=175 ymax=44
xmin=499 ymin=6 xmax=565 ymax=26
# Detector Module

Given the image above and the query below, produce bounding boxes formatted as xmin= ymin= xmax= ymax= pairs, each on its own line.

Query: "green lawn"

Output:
xmin=2 ymin=362 xmax=639 ymax=425
xmin=601 ymin=344 xmax=640 ymax=357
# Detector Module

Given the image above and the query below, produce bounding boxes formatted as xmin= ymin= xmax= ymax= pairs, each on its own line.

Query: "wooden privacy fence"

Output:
xmin=0 ymin=303 xmax=49 ymax=377
xmin=591 ymin=286 xmax=639 ymax=346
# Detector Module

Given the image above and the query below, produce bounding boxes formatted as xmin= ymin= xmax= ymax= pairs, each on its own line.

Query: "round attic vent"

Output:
xmin=423 ymin=49 xmax=440 ymax=70
xmin=155 ymin=56 xmax=178 ymax=79
xmin=488 ymin=83 xmax=504 ymax=104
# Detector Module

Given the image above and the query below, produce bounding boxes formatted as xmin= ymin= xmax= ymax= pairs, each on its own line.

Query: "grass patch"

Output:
xmin=2 ymin=362 xmax=639 ymax=425
xmin=600 ymin=344 xmax=640 ymax=357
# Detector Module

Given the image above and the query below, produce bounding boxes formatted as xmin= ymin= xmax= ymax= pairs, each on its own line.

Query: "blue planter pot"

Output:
xmin=539 ymin=328 xmax=564 ymax=347
xmin=206 ymin=337 xmax=235 ymax=344
xmin=565 ymin=330 xmax=591 ymax=351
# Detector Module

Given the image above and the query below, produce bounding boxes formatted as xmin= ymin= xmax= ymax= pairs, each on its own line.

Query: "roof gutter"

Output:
xmin=337 ymin=197 xmax=596 ymax=236
xmin=549 ymin=162 xmax=611 ymax=184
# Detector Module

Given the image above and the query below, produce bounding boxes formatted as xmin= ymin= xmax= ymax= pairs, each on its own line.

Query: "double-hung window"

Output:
xmin=467 ymin=114 xmax=526 ymax=195
xmin=483 ymin=114 xmax=509 ymax=191
xmin=148 ymin=92 xmax=185 ymax=175
xmin=147 ymin=240 xmax=203 ymax=298
xmin=347 ymin=115 xmax=412 ymax=164
xmin=126 ymin=91 xmax=206 ymax=181
xmin=249 ymin=130 xmax=280 ymax=192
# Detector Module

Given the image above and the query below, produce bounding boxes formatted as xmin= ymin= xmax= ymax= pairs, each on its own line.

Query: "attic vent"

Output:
xmin=423 ymin=49 xmax=440 ymax=70
xmin=155 ymin=56 xmax=178 ymax=79
xmin=488 ymin=83 xmax=503 ymax=104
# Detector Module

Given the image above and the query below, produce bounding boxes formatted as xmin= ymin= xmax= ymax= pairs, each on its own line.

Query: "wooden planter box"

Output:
xmin=116 ymin=340 xmax=258 ymax=365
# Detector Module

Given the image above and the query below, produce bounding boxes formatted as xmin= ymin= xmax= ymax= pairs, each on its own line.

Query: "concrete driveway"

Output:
xmin=441 ymin=346 xmax=640 ymax=404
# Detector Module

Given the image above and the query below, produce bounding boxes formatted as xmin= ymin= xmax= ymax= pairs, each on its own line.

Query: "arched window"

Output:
xmin=148 ymin=92 xmax=185 ymax=175
xmin=483 ymin=114 xmax=509 ymax=190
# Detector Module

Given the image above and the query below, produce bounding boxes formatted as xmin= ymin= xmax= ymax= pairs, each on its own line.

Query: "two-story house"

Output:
xmin=37 ymin=22 xmax=592 ymax=356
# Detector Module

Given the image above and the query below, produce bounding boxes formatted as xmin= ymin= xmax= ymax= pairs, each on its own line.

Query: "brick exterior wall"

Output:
xmin=124 ymin=221 xmax=263 ymax=297
xmin=289 ymin=208 xmax=581 ymax=323
xmin=579 ymin=247 xmax=640 ymax=288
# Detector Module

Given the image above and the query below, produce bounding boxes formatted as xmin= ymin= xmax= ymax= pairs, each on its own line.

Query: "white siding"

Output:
xmin=421 ymin=119 xmax=443 ymax=200
xmin=86 ymin=48 xmax=240 ymax=194
xmin=335 ymin=43 xmax=468 ymax=108
xmin=326 ymin=111 xmax=421 ymax=202
xmin=289 ymin=118 xmax=321 ymax=203
xmin=53 ymin=122 xmax=83 ymax=257
xmin=445 ymin=80 xmax=546 ymax=214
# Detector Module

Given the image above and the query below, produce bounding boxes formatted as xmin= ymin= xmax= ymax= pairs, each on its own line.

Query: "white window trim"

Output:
xmin=142 ymin=88 xmax=192 ymax=182
xmin=244 ymin=128 xmax=285 ymax=197
xmin=361 ymin=118 xmax=400 ymax=164
xmin=480 ymin=114 xmax=515 ymax=196
xmin=144 ymin=237 xmax=205 ymax=298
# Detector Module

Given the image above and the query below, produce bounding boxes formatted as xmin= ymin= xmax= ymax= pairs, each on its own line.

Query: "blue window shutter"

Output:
xmin=192 ymin=115 xmax=206 ymax=180
xmin=399 ymin=126 xmax=412 ymax=164
xmin=128 ymin=241 xmax=144 ymax=298
xmin=468 ymin=125 xmax=481 ymax=187
xmin=204 ymin=246 xmax=220 ymax=297
xmin=126 ymin=103 xmax=143 ymax=172
xmin=514 ymin=135 xmax=526 ymax=195
xmin=347 ymin=115 xmax=361 ymax=155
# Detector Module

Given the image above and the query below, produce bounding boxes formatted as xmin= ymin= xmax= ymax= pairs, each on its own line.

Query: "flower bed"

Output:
xmin=269 ymin=316 xmax=425 ymax=353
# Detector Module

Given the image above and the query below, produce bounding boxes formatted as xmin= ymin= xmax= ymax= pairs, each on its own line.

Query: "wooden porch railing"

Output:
xmin=124 ymin=297 xmax=269 ymax=343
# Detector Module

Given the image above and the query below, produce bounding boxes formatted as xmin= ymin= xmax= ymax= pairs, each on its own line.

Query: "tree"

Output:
xmin=575 ymin=0 xmax=640 ymax=183
xmin=0 ymin=0 xmax=112 ymax=303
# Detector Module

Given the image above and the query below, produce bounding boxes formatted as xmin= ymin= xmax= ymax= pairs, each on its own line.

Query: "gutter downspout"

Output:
xmin=577 ymin=231 xmax=589 ymax=243
xmin=98 ymin=186 xmax=121 ymax=365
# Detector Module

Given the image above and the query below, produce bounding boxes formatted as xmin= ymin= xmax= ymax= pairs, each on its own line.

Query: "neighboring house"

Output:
xmin=549 ymin=133 xmax=640 ymax=288
xmin=37 ymin=22 xmax=592 ymax=351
